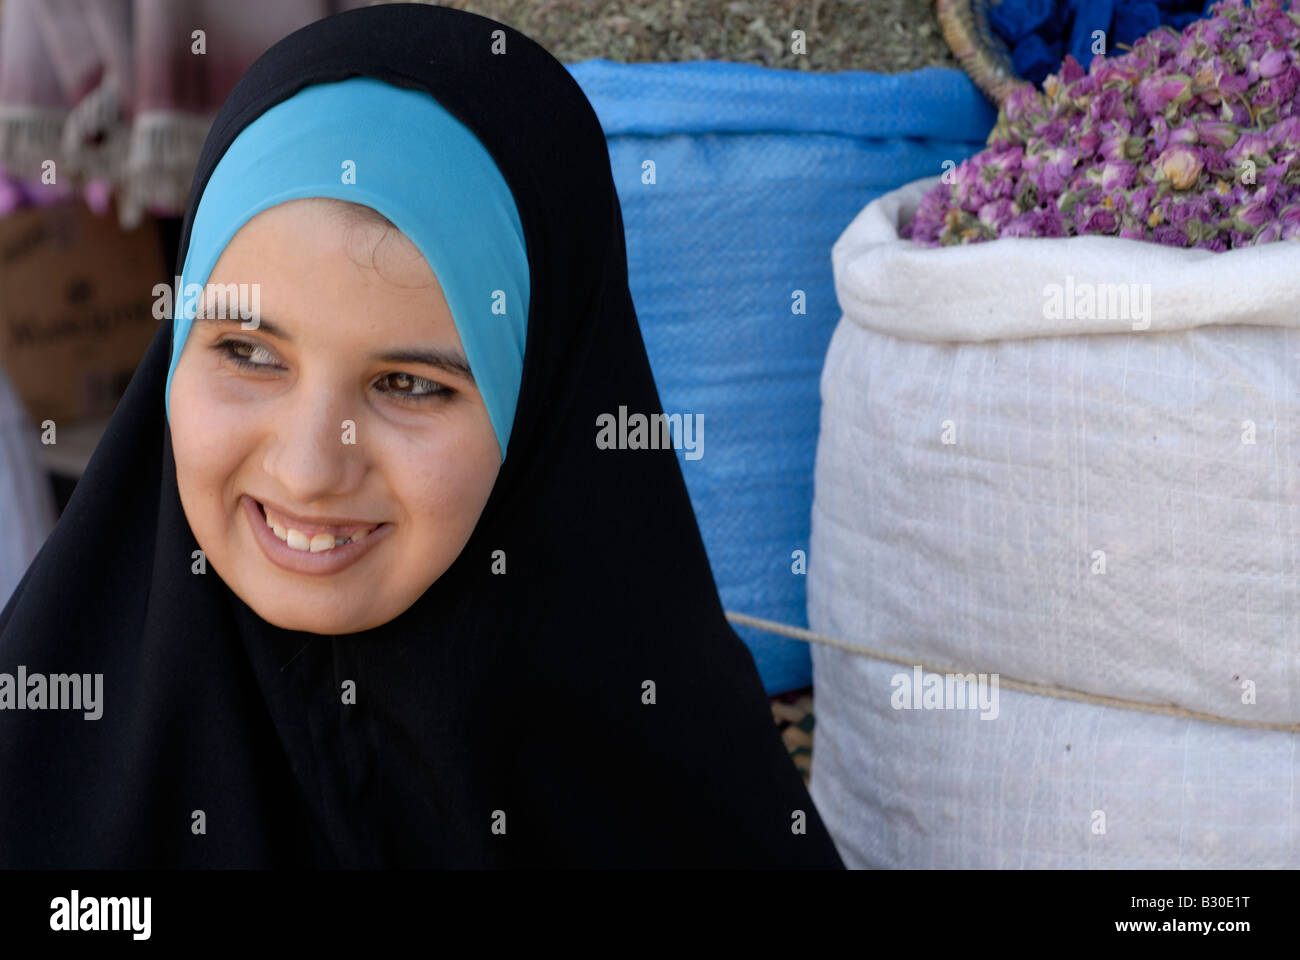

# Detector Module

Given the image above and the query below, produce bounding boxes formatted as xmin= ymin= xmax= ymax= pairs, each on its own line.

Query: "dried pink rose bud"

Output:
xmin=1157 ymin=146 xmax=1204 ymax=190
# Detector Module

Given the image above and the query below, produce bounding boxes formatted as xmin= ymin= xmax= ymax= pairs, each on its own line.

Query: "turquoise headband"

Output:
xmin=164 ymin=76 xmax=530 ymax=462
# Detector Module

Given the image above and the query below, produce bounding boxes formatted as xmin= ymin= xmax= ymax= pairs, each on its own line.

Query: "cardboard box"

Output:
xmin=0 ymin=200 xmax=165 ymax=427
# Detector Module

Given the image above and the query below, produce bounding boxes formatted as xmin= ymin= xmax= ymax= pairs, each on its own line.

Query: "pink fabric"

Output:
xmin=0 ymin=0 xmax=377 ymax=224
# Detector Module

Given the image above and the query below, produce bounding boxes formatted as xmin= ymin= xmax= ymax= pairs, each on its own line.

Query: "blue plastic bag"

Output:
xmin=992 ymin=0 xmax=1213 ymax=76
xmin=567 ymin=60 xmax=997 ymax=692
xmin=991 ymin=0 xmax=1058 ymax=42
xmin=1113 ymin=2 xmax=1161 ymax=45
xmin=1013 ymin=32 xmax=1058 ymax=84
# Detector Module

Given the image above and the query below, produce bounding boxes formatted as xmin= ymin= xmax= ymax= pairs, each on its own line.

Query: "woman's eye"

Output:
xmin=210 ymin=340 xmax=451 ymax=403
xmin=213 ymin=338 xmax=452 ymax=403
xmin=376 ymin=371 xmax=452 ymax=402
xmin=215 ymin=339 xmax=279 ymax=369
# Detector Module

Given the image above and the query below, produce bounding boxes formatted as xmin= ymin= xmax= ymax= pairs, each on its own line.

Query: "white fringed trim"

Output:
xmin=117 ymin=110 xmax=214 ymax=228
xmin=60 ymin=76 xmax=128 ymax=181
xmin=126 ymin=109 xmax=213 ymax=168
xmin=0 ymin=106 xmax=68 ymax=178
xmin=0 ymin=99 xmax=214 ymax=230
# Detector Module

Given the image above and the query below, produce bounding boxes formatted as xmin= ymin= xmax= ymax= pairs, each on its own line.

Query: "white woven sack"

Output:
xmin=808 ymin=175 xmax=1300 ymax=868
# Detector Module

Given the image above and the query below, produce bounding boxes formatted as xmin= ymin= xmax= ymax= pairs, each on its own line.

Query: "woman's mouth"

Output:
xmin=242 ymin=495 xmax=393 ymax=576
xmin=259 ymin=501 xmax=381 ymax=551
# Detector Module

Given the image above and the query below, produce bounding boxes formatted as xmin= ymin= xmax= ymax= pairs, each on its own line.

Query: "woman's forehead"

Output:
xmin=219 ymin=198 xmax=437 ymax=289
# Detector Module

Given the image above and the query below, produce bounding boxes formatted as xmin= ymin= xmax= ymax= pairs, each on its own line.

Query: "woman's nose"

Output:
xmin=259 ymin=384 xmax=364 ymax=501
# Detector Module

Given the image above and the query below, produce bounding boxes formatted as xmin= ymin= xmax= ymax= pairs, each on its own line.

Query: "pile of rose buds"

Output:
xmin=905 ymin=0 xmax=1300 ymax=250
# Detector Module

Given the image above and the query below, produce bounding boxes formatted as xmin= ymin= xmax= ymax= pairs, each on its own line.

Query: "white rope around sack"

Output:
xmin=724 ymin=610 xmax=1300 ymax=734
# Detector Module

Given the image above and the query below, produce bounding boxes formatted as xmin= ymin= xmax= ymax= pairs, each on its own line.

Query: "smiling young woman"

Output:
xmin=0 ymin=3 xmax=846 ymax=870
xmin=169 ymin=198 xmax=501 ymax=635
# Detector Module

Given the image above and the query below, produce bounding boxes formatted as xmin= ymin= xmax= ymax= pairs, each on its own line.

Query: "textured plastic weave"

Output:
xmin=810 ymin=176 xmax=1300 ymax=866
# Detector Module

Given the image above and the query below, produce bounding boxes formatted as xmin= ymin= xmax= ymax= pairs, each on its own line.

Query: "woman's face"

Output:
xmin=169 ymin=198 xmax=502 ymax=634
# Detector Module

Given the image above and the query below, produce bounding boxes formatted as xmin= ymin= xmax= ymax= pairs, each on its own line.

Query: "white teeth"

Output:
xmin=262 ymin=504 xmax=375 ymax=553
xmin=309 ymin=533 xmax=336 ymax=553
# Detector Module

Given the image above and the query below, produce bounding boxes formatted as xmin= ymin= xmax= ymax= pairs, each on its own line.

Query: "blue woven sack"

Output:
xmin=567 ymin=59 xmax=997 ymax=693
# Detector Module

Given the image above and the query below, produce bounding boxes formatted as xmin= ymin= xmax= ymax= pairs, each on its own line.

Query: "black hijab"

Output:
xmin=0 ymin=2 xmax=845 ymax=869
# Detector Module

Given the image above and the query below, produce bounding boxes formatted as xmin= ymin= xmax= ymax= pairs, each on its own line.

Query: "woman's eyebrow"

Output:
xmin=372 ymin=347 xmax=475 ymax=384
xmin=193 ymin=314 xmax=475 ymax=383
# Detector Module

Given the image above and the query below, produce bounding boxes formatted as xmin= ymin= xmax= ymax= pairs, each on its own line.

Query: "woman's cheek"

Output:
xmin=204 ymin=372 xmax=281 ymax=408
xmin=171 ymin=377 xmax=263 ymax=484
xmin=394 ymin=424 xmax=495 ymax=540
